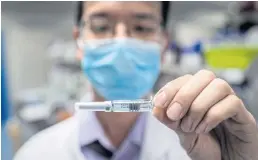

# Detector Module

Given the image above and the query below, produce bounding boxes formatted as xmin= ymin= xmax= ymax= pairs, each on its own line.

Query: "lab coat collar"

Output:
xmin=66 ymin=113 xmax=183 ymax=160
xmin=65 ymin=116 xmax=86 ymax=160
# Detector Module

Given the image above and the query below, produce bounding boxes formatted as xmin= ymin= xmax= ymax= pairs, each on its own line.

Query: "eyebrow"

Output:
xmin=89 ymin=12 xmax=109 ymax=19
xmin=132 ymin=13 xmax=157 ymax=21
xmin=88 ymin=12 xmax=158 ymax=21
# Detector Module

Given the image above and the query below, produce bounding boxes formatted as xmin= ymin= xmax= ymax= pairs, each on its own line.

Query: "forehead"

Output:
xmin=84 ymin=1 xmax=161 ymax=18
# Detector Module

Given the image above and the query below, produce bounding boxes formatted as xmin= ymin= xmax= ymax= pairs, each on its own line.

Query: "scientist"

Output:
xmin=15 ymin=2 xmax=258 ymax=160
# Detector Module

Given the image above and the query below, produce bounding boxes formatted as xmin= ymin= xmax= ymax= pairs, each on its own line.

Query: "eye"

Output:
xmin=90 ymin=18 xmax=112 ymax=34
xmin=133 ymin=25 xmax=155 ymax=34
xmin=91 ymin=24 xmax=111 ymax=33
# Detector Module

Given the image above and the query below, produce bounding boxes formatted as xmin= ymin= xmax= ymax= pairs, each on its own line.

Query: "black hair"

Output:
xmin=75 ymin=1 xmax=170 ymax=27
xmin=161 ymin=1 xmax=170 ymax=27
xmin=76 ymin=1 xmax=83 ymax=26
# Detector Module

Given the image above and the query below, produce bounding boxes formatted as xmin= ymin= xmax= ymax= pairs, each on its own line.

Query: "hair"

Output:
xmin=75 ymin=1 xmax=170 ymax=27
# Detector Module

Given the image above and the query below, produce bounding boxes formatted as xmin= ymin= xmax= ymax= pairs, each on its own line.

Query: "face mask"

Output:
xmin=81 ymin=38 xmax=161 ymax=100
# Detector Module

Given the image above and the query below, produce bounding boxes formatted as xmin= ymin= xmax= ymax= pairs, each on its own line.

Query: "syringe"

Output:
xmin=75 ymin=99 xmax=153 ymax=112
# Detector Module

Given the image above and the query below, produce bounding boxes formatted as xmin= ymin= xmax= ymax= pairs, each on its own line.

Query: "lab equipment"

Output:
xmin=75 ymin=99 xmax=153 ymax=112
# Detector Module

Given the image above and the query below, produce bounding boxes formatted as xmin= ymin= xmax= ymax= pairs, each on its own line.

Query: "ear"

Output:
xmin=73 ymin=26 xmax=80 ymax=40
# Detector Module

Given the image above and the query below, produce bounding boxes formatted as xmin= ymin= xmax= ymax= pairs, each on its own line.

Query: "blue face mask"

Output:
xmin=81 ymin=38 xmax=161 ymax=100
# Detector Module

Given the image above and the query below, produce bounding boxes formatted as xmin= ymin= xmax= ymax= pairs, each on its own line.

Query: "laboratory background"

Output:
xmin=1 ymin=1 xmax=258 ymax=159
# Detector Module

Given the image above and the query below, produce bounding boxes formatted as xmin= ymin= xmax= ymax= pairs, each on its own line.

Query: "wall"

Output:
xmin=1 ymin=2 xmax=75 ymax=100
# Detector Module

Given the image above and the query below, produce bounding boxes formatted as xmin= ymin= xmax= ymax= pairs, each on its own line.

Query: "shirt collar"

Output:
xmin=77 ymin=93 xmax=148 ymax=151
xmin=128 ymin=113 xmax=147 ymax=146
xmin=78 ymin=111 xmax=147 ymax=151
xmin=78 ymin=111 xmax=115 ymax=151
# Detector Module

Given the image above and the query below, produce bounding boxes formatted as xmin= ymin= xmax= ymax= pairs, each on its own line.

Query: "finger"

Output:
xmin=152 ymin=107 xmax=180 ymax=130
xmin=166 ymin=70 xmax=216 ymax=121
xmin=180 ymin=78 xmax=234 ymax=132
xmin=153 ymin=74 xmax=192 ymax=109
xmin=195 ymin=94 xmax=244 ymax=134
xmin=152 ymin=75 xmax=192 ymax=129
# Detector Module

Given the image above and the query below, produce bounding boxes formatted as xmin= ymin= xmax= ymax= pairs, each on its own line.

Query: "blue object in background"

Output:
xmin=1 ymin=31 xmax=10 ymax=128
xmin=1 ymin=31 xmax=13 ymax=160
xmin=181 ymin=40 xmax=203 ymax=54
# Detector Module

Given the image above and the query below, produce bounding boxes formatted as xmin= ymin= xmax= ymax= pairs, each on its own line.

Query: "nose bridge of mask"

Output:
xmin=112 ymin=39 xmax=136 ymax=75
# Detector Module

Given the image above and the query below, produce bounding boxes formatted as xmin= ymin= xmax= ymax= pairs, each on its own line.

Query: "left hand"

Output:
xmin=152 ymin=70 xmax=258 ymax=160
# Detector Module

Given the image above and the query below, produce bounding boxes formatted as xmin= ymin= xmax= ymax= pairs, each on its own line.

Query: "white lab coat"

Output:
xmin=14 ymin=113 xmax=191 ymax=160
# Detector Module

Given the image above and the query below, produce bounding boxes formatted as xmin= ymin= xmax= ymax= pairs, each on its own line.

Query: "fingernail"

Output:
xmin=167 ymin=102 xmax=183 ymax=121
xmin=154 ymin=91 xmax=167 ymax=108
xmin=204 ymin=126 xmax=212 ymax=134
xmin=196 ymin=122 xmax=207 ymax=134
xmin=181 ymin=117 xmax=193 ymax=132
xmin=184 ymin=117 xmax=194 ymax=132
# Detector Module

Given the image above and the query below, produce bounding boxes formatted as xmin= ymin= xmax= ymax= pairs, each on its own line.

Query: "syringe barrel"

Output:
xmin=111 ymin=100 xmax=153 ymax=112
xmin=75 ymin=99 xmax=153 ymax=112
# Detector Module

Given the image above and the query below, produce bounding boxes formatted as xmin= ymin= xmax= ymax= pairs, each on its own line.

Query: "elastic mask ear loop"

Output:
xmin=77 ymin=20 xmax=88 ymax=50
xmin=76 ymin=25 xmax=85 ymax=60
xmin=77 ymin=39 xmax=84 ymax=50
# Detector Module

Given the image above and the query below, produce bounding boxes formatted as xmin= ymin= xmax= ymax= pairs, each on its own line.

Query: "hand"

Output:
xmin=152 ymin=70 xmax=258 ymax=160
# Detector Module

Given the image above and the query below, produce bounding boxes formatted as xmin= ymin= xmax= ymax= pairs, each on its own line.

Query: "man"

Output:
xmin=15 ymin=2 xmax=258 ymax=160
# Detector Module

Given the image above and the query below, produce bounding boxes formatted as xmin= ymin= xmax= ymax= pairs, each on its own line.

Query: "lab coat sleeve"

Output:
xmin=13 ymin=135 xmax=44 ymax=160
xmin=14 ymin=118 xmax=76 ymax=160
xmin=14 ymin=134 xmax=56 ymax=160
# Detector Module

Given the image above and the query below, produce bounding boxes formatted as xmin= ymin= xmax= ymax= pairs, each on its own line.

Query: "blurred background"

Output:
xmin=1 ymin=1 xmax=258 ymax=159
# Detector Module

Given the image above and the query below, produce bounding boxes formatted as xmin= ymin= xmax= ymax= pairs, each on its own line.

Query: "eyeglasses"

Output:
xmin=79 ymin=13 xmax=163 ymax=40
